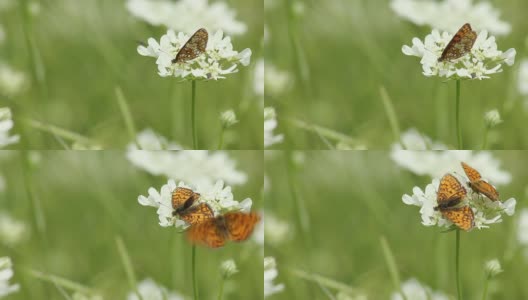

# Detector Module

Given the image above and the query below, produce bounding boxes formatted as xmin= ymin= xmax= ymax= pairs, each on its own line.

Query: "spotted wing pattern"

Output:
xmin=187 ymin=212 xmax=261 ymax=248
xmin=438 ymin=23 xmax=477 ymax=62
xmin=172 ymin=187 xmax=200 ymax=210
xmin=436 ymin=174 xmax=467 ymax=208
xmin=179 ymin=203 xmax=214 ymax=225
xmin=461 ymin=162 xmax=499 ymax=201
xmin=440 ymin=206 xmax=474 ymax=231
xmin=172 ymin=28 xmax=208 ymax=63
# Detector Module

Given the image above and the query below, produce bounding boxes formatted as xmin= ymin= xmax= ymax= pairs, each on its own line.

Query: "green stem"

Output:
xmin=115 ymin=87 xmax=139 ymax=148
xmin=192 ymin=245 xmax=199 ymax=300
xmin=481 ymin=127 xmax=489 ymax=150
xmin=455 ymin=80 xmax=463 ymax=149
xmin=217 ymin=127 xmax=225 ymax=150
xmin=481 ymin=276 xmax=489 ymax=300
xmin=217 ymin=278 xmax=225 ymax=300
xmin=456 ymin=230 xmax=462 ymax=300
xmin=191 ymin=80 xmax=198 ymax=149
xmin=116 ymin=237 xmax=143 ymax=300
xmin=380 ymin=237 xmax=407 ymax=300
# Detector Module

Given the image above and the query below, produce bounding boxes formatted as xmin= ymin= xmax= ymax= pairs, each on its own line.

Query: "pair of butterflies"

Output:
xmin=172 ymin=187 xmax=260 ymax=248
xmin=434 ymin=162 xmax=500 ymax=231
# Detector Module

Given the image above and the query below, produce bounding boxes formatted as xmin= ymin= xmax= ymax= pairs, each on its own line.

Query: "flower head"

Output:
xmin=0 ymin=108 xmax=19 ymax=148
xmin=220 ymin=259 xmax=238 ymax=279
xmin=264 ymin=107 xmax=283 ymax=148
xmin=484 ymin=259 xmax=503 ymax=278
xmin=391 ymin=0 xmax=511 ymax=36
xmin=0 ymin=257 xmax=19 ymax=297
xmin=0 ymin=212 xmax=28 ymax=247
xmin=138 ymin=29 xmax=251 ymax=81
xmin=138 ymin=179 xmax=252 ymax=229
xmin=518 ymin=59 xmax=528 ymax=108
xmin=403 ymin=27 xmax=515 ymax=80
xmin=518 ymin=208 xmax=528 ymax=253
xmin=264 ymin=212 xmax=292 ymax=246
xmin=220 ymin=110 xmax=238 ymax=128
xmin=126 ymin=0 xmax=247 ymax=36
xmin=484 ymin=109 xmax=502 ymax=128
xmin=391 ymin=278 xmax=448 ymax=300
xmin=265 ymin=62 xmax=292 ymax=97
xmin=0 ymin=64 xmax=27 ymax=97
xmin=264 ymin=257 xmax=284 ymax=298
xmin=127 ymin=278 xmax=184 ymax=300
xmin=392 ymin=128 xmax=448 ymax=150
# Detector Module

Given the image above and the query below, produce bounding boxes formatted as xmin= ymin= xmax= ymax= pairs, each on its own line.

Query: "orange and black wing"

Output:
xmin=225 ymin=212 xmax=261 ymax=242
xmin=187 ymin=218 xmax=226 ymax=248
xmin=179 ymin=203 xmax=214 ymax=225
xmin=172 ymin=187 xmax=200 ymax=210
xmin=437 ymin=174 xmax=467 ymax=206
xmin=438 ymin=23 xmax=477 ymax=62
xmin=461 ymin=162 xmax=499 ymax=201
xmin=441 ymin=206 xmax=474 ymax=231
xmin=173 ymin=28 xmax=208 ymax=63
xmin=461 ymin=162 xmax=482 ymax=182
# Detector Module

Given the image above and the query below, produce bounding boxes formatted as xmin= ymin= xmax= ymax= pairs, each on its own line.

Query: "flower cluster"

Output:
xmin=391 ymin=0 xmax=511 ymax=36
xmin=0 ymin=108 xmax=19 ymax=148
xmin=264 ymin=257 xmax=284 ymax=298
xmin=0 ymin=257 xmax=19 ymax=297
xmin=402 ymin=173 xmax=516 ymax=230
xmin=391 ymin=278 xmax=448 ymax=300
xmin=402 ymin=28 xmax=515 ymax=80
xmin=0 ymin=64 xmax=27 ymax=97
xmin=126 ymin=0 xmax=246 ymax=36
xmin=0 ymin=212 xmax=28 ymax=247
xmin=392 ymin=128 xmax=448 ymax=150
xmin=264 ymin=107 xmax=283 ymax=148
xmin=127 ymin=278 xmax=184 ymax=300
xmin=138 ymin=180 xmax=252 ymax=229
xmin=138 ymin=29 xmax=251 ymax=81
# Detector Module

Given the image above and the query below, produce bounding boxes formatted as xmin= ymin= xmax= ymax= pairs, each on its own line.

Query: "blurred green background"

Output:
xmin=265 ymin=151 xmax=528 ymax=299
xmin=1 ymin=0 xmax=263 ymax=149
xmin=0 ymin=150 xmax=263 ymax=299
xmin=265 ymin=0 xmax=528 ymax=149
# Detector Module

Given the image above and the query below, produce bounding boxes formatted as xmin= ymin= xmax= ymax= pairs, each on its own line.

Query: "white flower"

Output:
xmin=391 ymin=0 xmax=511 ymax=36
xmin=402 ymin=28 xmax=515 ymax=80
xmin=518 ymin=59 xmax=528 ymax=107
xmin=484 ymin=109 xmax=502 ymax=128
xmin=265 ymin=62 xmax=292 ymax=96
xmin=391 ymin=150 xmax=511 ymax=185
xmin=0 ymin=64 xmax=26 ymax=97
xmin=138 ymin=179 xmax=252 ymax=229
xmin=264 ymin=257 xmax=284 ymax=298
xmin=138 ymin=29 xmax=251 ymax=81
xmin=0 ymin=212 xmax=28 ymax=247
xmin=0 ymin=108 xmax=19 ymax=148
xmin=254 ymin=59 xmax=264 ymax=97
xmin=264 ymin=212 xmax=291 ymax=246
xmin=128 ymin=128 xmax=182 ymax=150
xmin=518 ymin=209 xmax=528 ymax=246
xmin=392 ymin=128 xmax=448 ymax=150
xmin=0 ymin=257 xmax=19 ymax=297
xmin=391 ymin=278 xmax=448 ymax=300
xmin=127 ymin=278 xmax=184 ymax=300
xmin=220 ymin=110 xmax=238 ymax=128
xmin=484 ymin=259 xmax=503 ymax=277
xmin=220 ymin=259 xmax=238 ymax=278
xmin=126 ymin=0 xmax=246 ymax=36
xmin=402 ymin=176 xmax=516 ymax=230
xmin=127 ymin=149 xmax=247 ymax=188
xmin=264 ymin=107 xmax=283 ymax=148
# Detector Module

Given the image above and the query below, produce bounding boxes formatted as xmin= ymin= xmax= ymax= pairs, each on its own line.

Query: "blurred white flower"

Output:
xmin=264 ymin=107 xmax=283 ymax=148
xmin=265 ymin=62 xmax=292 ymax=97
xmin=402 ymin=176 xmax=516 ymax=230
xmin=484 ymin=109 xmax=502 ymax=128
xmin=220 ymin=259 xmax=238 ymax=278
xmin=126 ymin=0 xmax=246 ymax=35
xmin=264 ymin=212 xmax=291 ymax=245
xmin=518 ymin=209 xmax=528 ymax=247
xmin=264 ymin=257 xmax=284 ymax=298
xmin=0 ymin=64 xmax=27 ymax=97
xmin=391 ymin=150 xmax=511 ymax=185
xmin=127 ymin=150 xmax=247 ymax=188
xmin=392 ymin=128 xmax=448 ymax=150
xmin=127 ymin=278 xmax=184 ymax=300
xmin=391 ymin=0 xmax=511 ymax=36
xmin=220 ymin=109 xmax=238 ymax=128
xmin=391 ymin=278 xmax=448 ymax=300
xmin=518 ymin=59 xmax=528 ymax=107
xmin=254 ymin=59 xmax=264 ymax=97
xmin=128 ymin=128 xmax=182 ymax=150
xmin=484 ymin=259 xmax=503 ymax=277
xmin=0 ymin=0 xmax=14 ymax=12
xmin=0 ymin=257 xmax=19 ymax=297
xmin=138 ymin=179 xmax=252 ymax=229
xmin=402 ymin=28 xmax=515 ymax=80
xmin=0 ymin=108 xmax=19 ymax=148
xmin=0 ymin=212 xmax=28 ymax=247
xmin=138 ymin=29 xmax=251 ymax=80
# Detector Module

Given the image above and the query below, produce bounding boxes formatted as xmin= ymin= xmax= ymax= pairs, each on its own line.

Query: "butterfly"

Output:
xmin=172 ymin=28 xmax=208 ymax=64
xmin=461 ymin=162 xmax=500 ymax=201
xmin=437 ymin=23 xmax=477 ymax=62
xmin=171 ymin=187 xmax=213 ymax=225
xmin=434 ymin=174 xmax=474 ymax=231
xmin=187 ymin=212 xmax=261 ymax=248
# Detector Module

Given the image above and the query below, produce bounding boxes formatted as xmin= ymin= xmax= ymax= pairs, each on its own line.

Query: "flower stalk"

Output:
xmin=191 ymin=80 xmax=198 ymax=149
xmin=455 ymin=80 xmax=462 ymax=149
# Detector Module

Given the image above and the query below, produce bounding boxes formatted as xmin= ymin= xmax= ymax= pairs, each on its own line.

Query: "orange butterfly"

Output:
xmin=172 ymin=187 xmax=213 ymax=225
xmin=172 ymin=28 xmax=208 ymax=63
xmin=461 ymin=162 xmax=500 ymax=201
xmin=434 ymin=174 xmax=474 ymax=231
xmin=187 ymin=212 xmax=261 ymax=248
xmin=438 ymin=23 xmax=477 ymax=62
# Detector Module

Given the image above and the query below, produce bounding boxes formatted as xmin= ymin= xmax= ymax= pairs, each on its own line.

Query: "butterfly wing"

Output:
xmin=461 ymin=162 xmax=482 ymax=181
xmin=438 ymin=23 xmax=477 ymax=62
xmin=437 ymin=174 xmax=467 ymax=208
xmin=172 ymin=187 xmax=195 ymax=210
xmin=441 ymin=206 xmax=474 ymax=231
xmin=471 ymin=181 xmax=500 ymax=201
xmin=179 ymin=203 xmax=214 ymax=225
xmin=173 ymin=28 xmax=208 ymax=63
xmin=224 ymin=212 xmax=261 ymax=242
xmin=187 ymin=218 xmax=226 ymax=248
